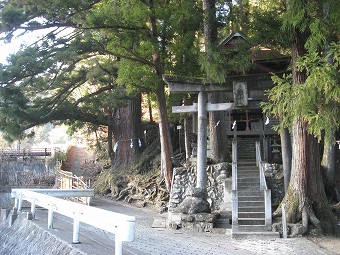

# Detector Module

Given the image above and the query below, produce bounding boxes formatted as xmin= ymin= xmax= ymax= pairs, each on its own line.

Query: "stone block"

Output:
xmin=168 ymin=212 xmax=182 ymax=225
xmin=289 ymin=224 xmax=307 ymax=237
xmin=177 ymin=196 xmax=211 ymax=214
xmin=193 ymin=222 xmax=214 ymax=232
xmin=272 ymin=223 xmax=307 ymax=237
xmin=194 ymin=213 xmax=216 ymax=223
xmin=181 ymin=215 xmax=195 ymax=222
xmin=170 ymin=223 xmax=181 ymax=230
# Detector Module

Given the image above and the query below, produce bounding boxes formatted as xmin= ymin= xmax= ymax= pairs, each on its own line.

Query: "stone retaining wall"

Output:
xmin=168 ymin=162 xmax=284 ymax=231
xmin=169 ymin=162 xmax=283 ymax=213
xmin=169 ymin=162 xmax=231 ymax=213
xmin=264 ymin=163 xmax=284 ymax=209
xmin=0 ymin=215 xmax=85 ymax=255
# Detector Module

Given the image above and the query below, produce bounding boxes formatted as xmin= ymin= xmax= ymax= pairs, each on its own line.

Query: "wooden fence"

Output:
xmin=0 ymin=148 xmax=52 ymax=158
xmin=56 ymin=169 xmax=91 ymax=205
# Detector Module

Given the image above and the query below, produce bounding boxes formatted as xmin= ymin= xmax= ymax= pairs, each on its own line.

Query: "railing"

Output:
xmin=11 ymin=189 xmax=135 ymax=255
xmin=0 ymin=148 xmax=52 ymax=158
xmin=57 ymin=169 xmax=91 ymax=205
xmin=255 ymin=141 xmax=272 ymax=229
xmin=231 ymin=140 xmax=238 ymax=229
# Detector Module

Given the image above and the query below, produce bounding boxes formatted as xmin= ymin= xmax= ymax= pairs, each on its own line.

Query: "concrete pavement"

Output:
xmin=2 ymin=197 xmax=338 ymax=255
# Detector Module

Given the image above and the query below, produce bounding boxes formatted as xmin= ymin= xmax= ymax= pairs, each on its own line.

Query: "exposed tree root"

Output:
xmin=275 ymin=188 xmax=339 ymax=236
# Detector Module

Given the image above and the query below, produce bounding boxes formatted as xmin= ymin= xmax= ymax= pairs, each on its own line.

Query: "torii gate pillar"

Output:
xmin=197 ymin=91 xmax=207 ymax=189
xmin=164 ymin=76 xmax=237 ymax=191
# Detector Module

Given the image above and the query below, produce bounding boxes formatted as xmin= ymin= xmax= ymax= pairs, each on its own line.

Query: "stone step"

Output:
xmin=237 ymin=169 xmax=258 ymax=173
xmin=215 ymin=218 xmax=231 ymax=228
xmin=238 ymin=212 xmax=265 ymax=218
xmin=237 ymin=172 xmax=258 ymax=176
xmin=238 ymin=206 xmax=265 ymax=213
xmin=237 ymin=178 xmax=260 ymax=183
xmin=237 ymin=161 xmax=257 ymax=166
xmin=238 ymin=152 xmax=256 ymax=156
xmin=239 ymin=201 xmax=264 ymax=207
xmin=238 ymin=195 xmax=264 ymax=202
xmin=238 ymin=184 xmax=261 ymax=190
xmin=232 ymin=231 xmax=279 ymax=238
xmin=233 ymin=225 xmax=271 ymax=232
xmin=237 ymin=172 xmax=259 ymax=177
xmin=237 ymin=165 xmax=258 ymax=169
xmin=237 ymin=166 xmax=259 ymax=173
xmin=238 ymin=191 xmax=264 ymax=196
xmin=238 ymin=218 xmax=265 ymax=225
xmin=237 ymin=184 xmax=261 ymax=192
xmin=237 ymin=180 xmax=260 ymax=186
xmin=237 ymin=174 xmax=259 ymax=179
xmin=238 ymin=182 xmax=260 ymax=188
xmin=238 ymin=151 xmax=255 ymax=155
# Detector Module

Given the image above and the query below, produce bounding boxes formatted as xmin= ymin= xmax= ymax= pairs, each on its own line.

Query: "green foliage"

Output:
xmin=297 ymin=43 xmax=340 ymax=143
xmin=261 ymin=73 xmax=294 ymax=131
xmin=262 ymin=43 xmax=340 ymax=145
xmin=0 ymin=0 xmax=208 ymax=144
xmin=199 ymin=45 xmax=230 ymax=83
xmin=282 ymin=0 xmax=340 ymax=51
xmin=0 ymin=6 xmax=27 ymax=32
xmin=0 ymin=33 xmax=132 ymax=140
xmin=250 ymin=3 xmax=289 ymax=50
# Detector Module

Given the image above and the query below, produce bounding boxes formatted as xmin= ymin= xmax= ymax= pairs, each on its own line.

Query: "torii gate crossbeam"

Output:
xmin=164 ymin=75 xmax=239 ymax=189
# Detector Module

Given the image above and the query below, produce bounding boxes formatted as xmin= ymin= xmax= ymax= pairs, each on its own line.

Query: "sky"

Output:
xmin=0 ymin=31 xmax=38 ymax=64
xmin=0 ymin=26 xmax=57 ymax=64
xmin=0 ymin=36 xmax=22 ymax=64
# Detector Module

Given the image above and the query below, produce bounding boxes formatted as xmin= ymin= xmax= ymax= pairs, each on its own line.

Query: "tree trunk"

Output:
xmin=203 ymin=0 xmax=229 ymax=164
xmin=281 ymin=127 xmax=292 ymax=192
xmin=148 ymin=0 xmax=173 ymax=190
xmin=157 ymin=87 xmax=173 ymax=190
xmin=209 ymin=92 xmax=229 ymax=163
xmin=203 ymin=0 xmax=217 ymax=52
xmin=107 ymin=124 xmax=114 ymax=165
xmin=278 ymin=24 xmax=338 ymax=235
xmin=321 ymin=137 xmax=336 ymax=198
xmin=112 ymin=96 xmax=143 ymax=168
xmin=184 ymin=117 xmax=191 ymax=162
xmin=147 ymin=93 xmax=154 ymax=123
xmin=130 ymin=94 xmax=143 ymax=154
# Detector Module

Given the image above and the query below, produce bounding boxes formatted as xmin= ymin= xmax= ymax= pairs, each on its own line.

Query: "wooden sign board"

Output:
xmin=233 ymin=81 xmax=248 ymax=107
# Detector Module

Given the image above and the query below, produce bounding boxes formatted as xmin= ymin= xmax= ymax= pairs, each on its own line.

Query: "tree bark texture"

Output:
xmin=130 ymin=94 xmax=143 ymax=154
xmin=184 ymin=117 xmax=191 ymax=162
xmin=281 ymin=127 xmax=292 ymax=192
xmin=203 ymin=0 xmax=229 ymax=163
xmin=107 ymin=123 xmax=114 ymax=165
xmin=203 ymin=0 xmax=217 ymax=52
xmin=322 ymin=139 xmax=336 ymax=185
xmin=279 ymin=23 xmax=339 ymax=235
xmin=149 ymin=0 xmax=173 ymax=190
xmin=209 ymin=92 xmax=229 ymax=163
xmin=321 ymin=139 xmax=336 ymax=199
xmin=112 ymin=96 xmax=142 ymax=168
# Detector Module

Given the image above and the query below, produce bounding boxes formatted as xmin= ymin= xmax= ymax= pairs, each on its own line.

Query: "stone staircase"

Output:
xmin=235 ymin=161 xmax=268 ymax=233
xmin=237 ymin=137 xmax=257 ymax=161
xmin=231 ymin=139 xmax=277 ymax=237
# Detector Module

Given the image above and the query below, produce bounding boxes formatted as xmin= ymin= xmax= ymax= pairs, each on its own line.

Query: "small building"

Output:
xmin=166 ymin=32 xmax=290 ymax=164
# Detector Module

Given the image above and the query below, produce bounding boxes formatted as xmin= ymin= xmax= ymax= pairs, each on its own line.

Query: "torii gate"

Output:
xmin=163 ymin=75 xmax=248 ymax=190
